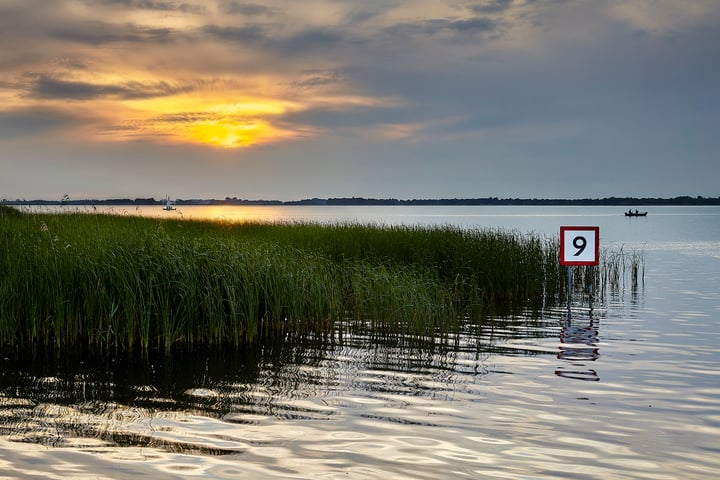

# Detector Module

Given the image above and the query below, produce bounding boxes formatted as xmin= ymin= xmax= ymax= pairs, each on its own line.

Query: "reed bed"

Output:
xmin=0 ymin=207 xmax=639 ymax=351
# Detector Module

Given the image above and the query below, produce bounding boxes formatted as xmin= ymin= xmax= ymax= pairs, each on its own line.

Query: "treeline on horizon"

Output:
xmin=4 ymin=195 xmax=720 ymax=207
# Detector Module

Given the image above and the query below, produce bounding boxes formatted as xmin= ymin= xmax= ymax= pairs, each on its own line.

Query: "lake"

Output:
xmin=2 ymin=205 xmax=719 ymax=479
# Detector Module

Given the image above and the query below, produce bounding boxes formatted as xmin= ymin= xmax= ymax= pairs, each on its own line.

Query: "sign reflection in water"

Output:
xmin=555 ymin=315 xmax=600 ymax=382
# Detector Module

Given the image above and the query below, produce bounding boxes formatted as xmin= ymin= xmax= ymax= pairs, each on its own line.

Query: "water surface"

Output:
xmin=3 ymin=206 xmax=719 ymax=478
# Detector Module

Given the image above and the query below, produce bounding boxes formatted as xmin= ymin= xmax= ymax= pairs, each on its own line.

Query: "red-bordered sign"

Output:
xmin=560 ymin=226 xmax=599 ymax=266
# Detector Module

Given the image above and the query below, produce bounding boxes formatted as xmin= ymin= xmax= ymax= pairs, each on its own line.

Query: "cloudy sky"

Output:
xmin=1 ymin=0 xmax=718 ymax=201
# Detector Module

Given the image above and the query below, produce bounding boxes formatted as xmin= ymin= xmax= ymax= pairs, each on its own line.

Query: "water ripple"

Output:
xmin=1 ymin=253 xmax=719 ymax=478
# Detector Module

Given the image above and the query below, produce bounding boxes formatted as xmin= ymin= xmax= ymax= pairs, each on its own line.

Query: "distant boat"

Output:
xmin=625 ymin=210 xmax=647 ymax=217
xmin=163 ymin=196 xmax=176 ymax=211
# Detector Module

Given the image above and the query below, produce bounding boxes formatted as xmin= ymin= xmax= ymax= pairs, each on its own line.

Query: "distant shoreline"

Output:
xmin=4 ymin=195 xmax=720 ymax=207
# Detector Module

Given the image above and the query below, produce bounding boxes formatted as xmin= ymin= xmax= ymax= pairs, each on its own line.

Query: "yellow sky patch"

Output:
xmin=100 ymin=92 xmax=303 ymax=148
xmin=189 ymin=119 xmax=283 ymax=148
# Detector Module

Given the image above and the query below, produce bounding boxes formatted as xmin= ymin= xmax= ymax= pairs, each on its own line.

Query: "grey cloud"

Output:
xmin=449 ymin=17 xmax=497 ymax=33
xmin=52 ymin=21 xmax=175 ymax=44
xmin=286 ymin=28 xmax=345 ymax=48
xmin=201 ymin=24 xmax=267 ymax=43
xmin=202 ymin=23 xmax=350 ymax=55
xmin=52 ymin=58 xmax=91 ymax=71
xmin=221 ymin=2 xmax=277 ymax=16
xmin=383 ymin=16 xmax=499 ymax=38
xmin=92 ymin=0 xmax=135 ymax=4
xmin=198 ymin=11 xmax=496 ymax=57
xmin=292 ymin=70 xmax=344 ymax=89
xmin=470 ymin=0 xmax=514 ymax=14
xmin=27 ymin=76 xmax=195 ymax=100
xmin=140 ymin=1 xmax=206 ymax=14
xmin=89 ymin=0 xmax=206 ymax=14
xmin=343 ymin=5 xmax=392 ymax=26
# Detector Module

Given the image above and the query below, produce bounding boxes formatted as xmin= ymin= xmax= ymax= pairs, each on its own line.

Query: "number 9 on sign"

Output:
xmin=572 ymin=236 xmax=587 ymax=256
xmin=560 ymin=226 xmax=599 ymax=266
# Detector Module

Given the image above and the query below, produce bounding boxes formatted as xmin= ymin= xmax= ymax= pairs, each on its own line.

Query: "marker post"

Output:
xmin=566 ymin=264 xmax=572 ymax=316
xmin=560 ymin=226 xmax=599 ymax=316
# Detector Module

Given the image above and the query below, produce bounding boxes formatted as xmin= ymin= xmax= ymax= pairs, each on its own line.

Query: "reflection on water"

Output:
xmin=3 ymin=206 xmax=719 ymax=478
xmin=2 ymin=292 xmax=720 ymax=479
xmin=556 ymin=316 xmax=600 ymax=381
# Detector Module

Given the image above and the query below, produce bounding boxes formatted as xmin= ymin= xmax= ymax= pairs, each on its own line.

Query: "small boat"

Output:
xmin=163 ymin=195 xmax=176 ymax=211
xmin=625 ymin=210 xmax=647 ymax=217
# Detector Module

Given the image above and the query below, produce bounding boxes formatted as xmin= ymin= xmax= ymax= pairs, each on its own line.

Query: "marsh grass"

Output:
xmin=560 ymin=245 xmax=645 ymax=304
xmin=0 ymin=210 xmax=641 ymax=351
xmin=598 ymin=245 xmax=645 ymax=298
xmin=0 ymin=205 xmax=23 ymax=219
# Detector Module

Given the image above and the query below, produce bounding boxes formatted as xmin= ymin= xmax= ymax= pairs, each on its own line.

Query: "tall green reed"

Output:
xmin=0 ymin=211 xmax=634 ymax=351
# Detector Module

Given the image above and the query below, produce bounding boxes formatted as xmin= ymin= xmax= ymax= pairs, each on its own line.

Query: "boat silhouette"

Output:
xmin=624 ymin=210 xmax=647 ymax=217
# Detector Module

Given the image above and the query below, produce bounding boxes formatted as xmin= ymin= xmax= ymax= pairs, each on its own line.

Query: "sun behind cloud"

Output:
xmin=190 ymin=119 xmax=280 ymax=148
xmin=106 ymin=93 xmax=306 ymax=148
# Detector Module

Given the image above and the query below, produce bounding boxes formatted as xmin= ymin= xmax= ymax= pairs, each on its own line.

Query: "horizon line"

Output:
xmin=4 ymin=195 xmax=719 ymax=206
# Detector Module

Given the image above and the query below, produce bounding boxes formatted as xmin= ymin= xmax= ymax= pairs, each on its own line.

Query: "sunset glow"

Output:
xmin=98 ymin=93 xmax=303 ymax=147
xmin=1 ymin=0 xmax=717 ymax=201
xmin=190 ymin=119 xmax=280 ymax=148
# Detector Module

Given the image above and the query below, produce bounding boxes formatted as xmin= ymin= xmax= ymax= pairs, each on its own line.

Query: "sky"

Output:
xmin=1 ymin=0 xmax=719 ymax=201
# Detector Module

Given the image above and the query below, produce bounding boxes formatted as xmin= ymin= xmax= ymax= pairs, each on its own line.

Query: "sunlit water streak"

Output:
xmin=2 ymin=205 xmax=718 ymax=478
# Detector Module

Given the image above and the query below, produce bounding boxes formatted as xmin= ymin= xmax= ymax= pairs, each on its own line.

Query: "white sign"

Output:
xmin=560 ymin=226 xmax=599 ymax=266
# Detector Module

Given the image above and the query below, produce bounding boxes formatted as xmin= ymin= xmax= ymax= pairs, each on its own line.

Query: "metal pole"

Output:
xmin=567 ymin=266 xmax=572 ymax=318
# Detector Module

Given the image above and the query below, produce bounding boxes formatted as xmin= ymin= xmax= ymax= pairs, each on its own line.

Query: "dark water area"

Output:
xmin=3 ymin=206 xmax=719 ymax=478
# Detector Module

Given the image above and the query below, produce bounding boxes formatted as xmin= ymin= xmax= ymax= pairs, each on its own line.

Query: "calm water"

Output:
xmin=2 ymin=206 xmax=719 ymax=479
